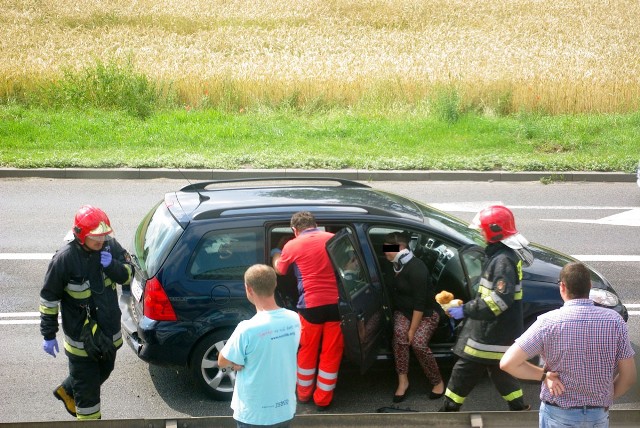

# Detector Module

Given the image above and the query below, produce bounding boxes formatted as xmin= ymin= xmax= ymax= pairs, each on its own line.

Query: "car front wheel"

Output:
xmin=190 ymin=330 xmax=235 ymax=400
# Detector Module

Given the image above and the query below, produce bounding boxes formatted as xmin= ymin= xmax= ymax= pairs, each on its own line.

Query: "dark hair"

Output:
xmin=290 ymin=211 xmax=316 ymax=231
xmin=559 ymin=262 xmax=591 ymax=299
xmin=384 ymin=231 xmax=410 ymax=246
xmin=244 ymin=264 xmax=277 ymax=297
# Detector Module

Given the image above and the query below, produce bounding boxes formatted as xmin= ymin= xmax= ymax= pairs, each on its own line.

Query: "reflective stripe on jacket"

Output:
xmin=453 ymin=243 xmax=526 ymax=364
xmin=39 ymin=239 xmax=133 ymax=356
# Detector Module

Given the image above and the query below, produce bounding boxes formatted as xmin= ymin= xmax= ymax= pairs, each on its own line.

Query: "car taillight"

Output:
xmin=143 ymin=277 xmax=177 ymax=321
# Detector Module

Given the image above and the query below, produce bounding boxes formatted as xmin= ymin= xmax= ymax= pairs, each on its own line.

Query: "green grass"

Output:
xmin=0 ymin=57 xmax=640 ymax=172
xmin=0 ymin=60 xmax=637 ymax=172
xmin=20 ymin=60 xmax=162 ymax=120
xmin=1 ymin=104 xmax=638 ymax=172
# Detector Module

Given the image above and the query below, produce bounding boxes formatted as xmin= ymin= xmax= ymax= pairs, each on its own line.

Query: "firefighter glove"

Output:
xmin=97 ymin=330 xmax=117 ymax=361
xmin=448 ymin=306 xmax=465 ymax=320
xmin=100 ymin=250 xmax=112 ymax=267
xmin=81 ymin=318 xmax=103 ymax=361
xmin=43 ymin=338 xmax=59 ymax=357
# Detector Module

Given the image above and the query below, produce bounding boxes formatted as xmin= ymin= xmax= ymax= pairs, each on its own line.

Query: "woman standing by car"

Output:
xmin=383 ymin=232 xmax=445 ymax=403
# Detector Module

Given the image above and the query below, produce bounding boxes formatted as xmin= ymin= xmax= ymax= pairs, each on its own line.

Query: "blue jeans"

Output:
xmin=539 ymin=401 xmax=609 ymax=428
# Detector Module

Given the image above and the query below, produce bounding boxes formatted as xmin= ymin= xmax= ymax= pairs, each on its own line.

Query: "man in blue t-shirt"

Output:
xmin=219 ymin=264 xmax=302 ymax=428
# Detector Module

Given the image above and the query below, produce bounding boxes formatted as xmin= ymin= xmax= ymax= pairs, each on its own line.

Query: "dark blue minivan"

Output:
xmin=120 ymin=178 xmax=628 ymax=400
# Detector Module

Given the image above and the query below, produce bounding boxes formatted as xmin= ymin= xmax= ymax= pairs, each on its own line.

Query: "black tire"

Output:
xmin=189 ymin=330 xmax=235 ymax=401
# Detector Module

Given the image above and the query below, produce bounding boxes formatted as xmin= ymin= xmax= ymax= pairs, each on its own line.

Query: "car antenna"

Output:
xmin=178 ymin=168 xmax=210 ymax=203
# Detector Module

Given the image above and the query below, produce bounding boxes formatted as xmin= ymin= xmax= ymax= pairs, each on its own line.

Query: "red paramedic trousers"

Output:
xmin=296 ymin=315 xmax=344 ymax=407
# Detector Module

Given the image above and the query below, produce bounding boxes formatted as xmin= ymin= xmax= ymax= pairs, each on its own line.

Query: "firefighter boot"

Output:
xmin=508 ymin=397 xmax=531 ymax=411
xmin=438 ymin=397 xmax=462 ymax=412
xmin=53 ymin=384 xmax=77 ymax=417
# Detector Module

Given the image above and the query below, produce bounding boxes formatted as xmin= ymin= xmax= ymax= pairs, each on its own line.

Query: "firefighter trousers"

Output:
xmin=444 ymin=356 xmax=527 ymax=411
xmin=296 ymin=315 xmax=344 ymax=407
xmin=61 ymin=352 xmax=117 ymax=420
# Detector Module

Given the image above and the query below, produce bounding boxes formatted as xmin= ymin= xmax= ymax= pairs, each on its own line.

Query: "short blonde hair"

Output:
xmin=244 ymin=264 xmax=277 ymax=297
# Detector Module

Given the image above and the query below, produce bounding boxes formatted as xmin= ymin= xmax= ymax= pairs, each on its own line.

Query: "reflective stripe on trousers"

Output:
xmin=296 ymin=315 xmax=344 ymax=407
xmin=67 ymin=350 xmax=117 ymax=420
xmin=445 ymin=356 xmax=525 ymax=410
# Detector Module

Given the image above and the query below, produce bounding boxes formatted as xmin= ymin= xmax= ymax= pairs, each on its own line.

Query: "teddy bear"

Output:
xmin=435 ymin=290 xmax=463 ymax=312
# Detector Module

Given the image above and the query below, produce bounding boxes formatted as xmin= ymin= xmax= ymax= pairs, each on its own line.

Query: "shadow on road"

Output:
xmin=147 ymin=364 xmax=232 ymax=417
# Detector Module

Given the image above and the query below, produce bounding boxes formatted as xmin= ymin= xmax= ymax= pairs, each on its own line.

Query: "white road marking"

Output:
xmin=431 ymin=201 xmax=506 ymax=212
xmin=542 ymin=208 xmax=640 ymax=227
xmin=0 ymin=253 xmax=54 ymax=260
xmin=431 ymin=202 xmax=638 ymax=212
xmin=0 ymin=313 xmax=60 ymax=325
xmin=432 ymin=203 xmax=640 ymax=227
xmin=0 ymin=312 xmax=40 ymax=317
xmin=0 ymin=320 xmax=40 ymax=325
xmin=574 ymin=255 xmax=640 ymax=262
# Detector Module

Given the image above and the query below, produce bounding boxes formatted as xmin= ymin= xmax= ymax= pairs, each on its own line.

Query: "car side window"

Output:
xmin=189 ymin=230 xmax=258 ymax=280
xmin=269 ymin=226 xmax=298 ymax=309
xmin=458 ymin=245 xmax=485 ymax=296
xmin=330 ymin=231 xmax=368 ymax=299
xmin=367 ymin=226 xmax=468 ymax=300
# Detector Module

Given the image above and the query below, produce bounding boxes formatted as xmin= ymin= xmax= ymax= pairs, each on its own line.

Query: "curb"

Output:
xmin=0 ymin=168 xmax=635 ymax=182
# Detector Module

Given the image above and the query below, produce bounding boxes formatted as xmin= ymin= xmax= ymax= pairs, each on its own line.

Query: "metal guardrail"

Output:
xmin=2 ymin=411 xmax=640 ymax=428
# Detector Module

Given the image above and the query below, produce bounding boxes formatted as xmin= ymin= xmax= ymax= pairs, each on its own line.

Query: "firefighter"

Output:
xmin=440 ymin=205 xmax=534 ymax=412
xmin=39 ymin=205 xmax=133 ymax=420
xmin=271 ymin=211 xmax=344 ymax=411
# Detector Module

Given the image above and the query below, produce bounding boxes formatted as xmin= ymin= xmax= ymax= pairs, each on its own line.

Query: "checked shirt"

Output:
xmin=516 ymin=299 xmax=634 ymax=408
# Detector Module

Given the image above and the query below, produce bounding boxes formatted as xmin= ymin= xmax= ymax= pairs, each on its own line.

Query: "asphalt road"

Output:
xmin=0 ymin=178 xmax=638 ymax=423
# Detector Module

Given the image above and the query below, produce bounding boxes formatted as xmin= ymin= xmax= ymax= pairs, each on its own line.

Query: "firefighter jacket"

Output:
xmin=452 ymin=242 xmax=527 ymax=365
xmin=39 ymin=238 xmax=133 ymax=358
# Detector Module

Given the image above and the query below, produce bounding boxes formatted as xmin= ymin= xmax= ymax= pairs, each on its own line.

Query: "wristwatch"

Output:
xmin=541 ymin=370 xmax=548 ymax=382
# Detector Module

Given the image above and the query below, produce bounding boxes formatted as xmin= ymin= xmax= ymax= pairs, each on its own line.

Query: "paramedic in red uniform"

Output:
xmin=271 ymin=211 xmax=343 ymax=411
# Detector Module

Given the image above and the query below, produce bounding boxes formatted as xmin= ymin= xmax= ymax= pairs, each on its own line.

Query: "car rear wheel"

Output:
xmin=190 ymin=330 xmax=235 ymax=400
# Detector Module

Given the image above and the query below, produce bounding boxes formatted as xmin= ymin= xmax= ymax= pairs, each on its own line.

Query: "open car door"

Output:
xmin=428 ymin=244 xmax=486 ymax=346
xmin=457 ymin=244 xmax=486 ymax=299
xmin=326 ymin=229 xmax=385 ymax=373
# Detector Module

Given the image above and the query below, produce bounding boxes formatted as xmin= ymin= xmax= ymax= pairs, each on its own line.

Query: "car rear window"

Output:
xmin=134 ymin=202 xmax=183 ymax=277
xmin=188 ymin=229 xmax=259 ymax=280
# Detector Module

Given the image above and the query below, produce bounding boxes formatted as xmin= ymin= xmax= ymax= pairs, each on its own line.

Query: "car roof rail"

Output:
xmin=179 ymin=177 xmax=371 ymax=192
xmin=192 ymin=203 xmax=408 ymax=220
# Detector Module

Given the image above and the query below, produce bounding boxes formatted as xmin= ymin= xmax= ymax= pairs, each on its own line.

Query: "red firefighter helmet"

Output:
xmin=470 ymin=205 xmax=518 ymax=243
xmin=72 ymin=205 xmax=113 ymax=244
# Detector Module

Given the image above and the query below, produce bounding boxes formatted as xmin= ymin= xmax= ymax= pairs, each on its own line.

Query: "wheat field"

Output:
xmin=2 ymin=0 xmax=640 ymax=113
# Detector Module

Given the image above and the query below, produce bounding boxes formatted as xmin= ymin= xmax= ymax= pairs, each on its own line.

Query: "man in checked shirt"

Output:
xmin=500 ymin=261 xmax=636 ymax=428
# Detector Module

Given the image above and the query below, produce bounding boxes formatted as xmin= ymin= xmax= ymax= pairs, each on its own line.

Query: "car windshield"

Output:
xmin=134 ymin=202 xmax=183 ymax=277
xmin=416 ymin=202 xmax=485 ymax=246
